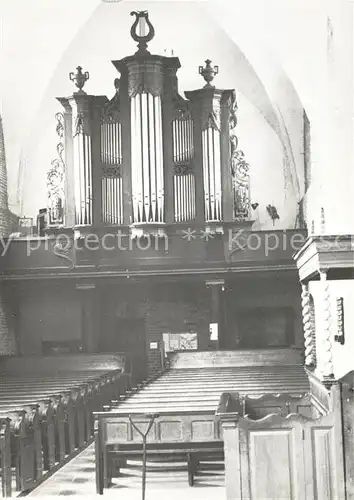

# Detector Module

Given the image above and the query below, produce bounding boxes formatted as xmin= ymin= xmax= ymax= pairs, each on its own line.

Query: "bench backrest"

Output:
xmin=0 ymin=353 xmax=130 ymax=375
xmin=243 ymin=393 xmax=312 ymax=419
xmin=96 ymin=408 xmax=220 ymax=446
xmin=216 ymin=392 xmax=312 ymax=419
xmin=168 ymin=348 xmax=304 ymax=369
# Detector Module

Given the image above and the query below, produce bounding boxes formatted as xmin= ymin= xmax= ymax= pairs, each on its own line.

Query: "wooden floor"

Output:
xmin=26 ymin=444 xmax=225 ymax=498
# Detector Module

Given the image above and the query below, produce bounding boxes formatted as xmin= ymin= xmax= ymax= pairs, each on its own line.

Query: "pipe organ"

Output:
xmin=48 ymin=11 xmax=250 ymax=230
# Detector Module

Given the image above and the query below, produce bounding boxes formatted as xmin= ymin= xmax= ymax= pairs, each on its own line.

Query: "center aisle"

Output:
xmin=26 ymin=444 xmax=225 ymax=499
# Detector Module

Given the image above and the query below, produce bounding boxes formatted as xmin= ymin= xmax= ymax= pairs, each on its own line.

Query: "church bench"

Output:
xmin=0 ymin=418 xmax=11 ymax=498
xmin=0 ymin=354 xmax=133 ymax=496
xmin=0 ymin=353 xmax=130 ymax=376
xmin=0 ymin=404 xmax=43 ymax=481
xmin=0 ymin=373 xmax=131 ymax=449
xmin=0 ymin=389 xmax=85 ymax=453
xmin=0 ymin=397 xmax=63 ymax=472
xmin=0 ymin=371 xmax=130 ymax=416
xmin=0 ymin=410 xmax=39 ymax=496
xmin=94 ymin=408 xmax=223 ymax=494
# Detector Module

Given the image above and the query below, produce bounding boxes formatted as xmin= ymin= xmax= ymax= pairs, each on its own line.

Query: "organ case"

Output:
xmin=48 ymin=11 xmax=250 ymax=230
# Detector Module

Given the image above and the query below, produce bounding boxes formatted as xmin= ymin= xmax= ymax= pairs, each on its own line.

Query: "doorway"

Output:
xmin=100 ymin=317 xmax=147 ymax=380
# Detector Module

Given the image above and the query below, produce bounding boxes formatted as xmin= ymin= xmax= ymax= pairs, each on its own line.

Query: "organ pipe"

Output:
xmin=202 ymin=125 xmax=222 ymax=222
xmin=172 ymin=110 xmax=195 ymax=222
xmin=100 ymin=118 xmax=122 ymax=165
xmin=173 ymin=172 xmax=196 ymax=222
xmin=131 ymin=92 xmax=164 ymax=223
xmin=73 ymin=112 xmax=92 ymax=226
xmin=101 ymin=177 xmax=123 ymax=225
xmin=100 ymin=114 xmax=123 ymax=225
xmin=172 ymin=112 xmax=194 ymax=164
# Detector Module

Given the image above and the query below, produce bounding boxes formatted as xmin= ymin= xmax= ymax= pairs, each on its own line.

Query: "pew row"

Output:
xmin=0 ymin=353 xmax=132 ymax=497
xmin=94 ymin=391 xmax=312 ymax=493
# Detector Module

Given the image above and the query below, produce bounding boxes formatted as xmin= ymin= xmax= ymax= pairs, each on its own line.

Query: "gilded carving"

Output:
xmin=127 ymin=61 xmax=164 ymax=98
xmin=174 ymin=105 xmax=192 ymax=121
xmin=73 ymin=112 xmax=85 ymax=136
xmin=102 ymin=165 xmax=122 ymax=178
xmin=102 ymin=78 xmax=121 ymax=120
xmin=51 ymin=236 xmax=76 ymax=270
xmin=47 ymin=113 xmax=65 ymax=226
xmin=173 ymin=164 xmax=193 ymax=175
xmin=229 ymin=91 xmax=250 ymax=221
xmin=201 ymin=97 xmax=221 ymax=131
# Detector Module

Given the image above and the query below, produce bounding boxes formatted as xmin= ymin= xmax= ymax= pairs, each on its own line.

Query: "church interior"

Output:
xmin=0 ymin=0 xmax=353 ymax=498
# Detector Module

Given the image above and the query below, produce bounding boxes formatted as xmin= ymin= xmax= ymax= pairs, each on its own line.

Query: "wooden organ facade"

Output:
xmin=0 ymin=11 xmax=308 ymax=365
xmin=47 ymin=14 xmax=250 ymax=231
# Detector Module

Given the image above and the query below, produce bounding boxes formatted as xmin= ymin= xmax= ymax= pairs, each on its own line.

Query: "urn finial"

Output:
xmin=198 ymin=60 xmax=219 ymax=88
xmin=69 ymin=66 xmax=90 ymax=93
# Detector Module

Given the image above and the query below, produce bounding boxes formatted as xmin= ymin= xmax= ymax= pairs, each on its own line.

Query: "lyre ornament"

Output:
xmin=69 ymin=66 xmax=90 ymax=93
xmin=199 ymin=60 xmax=219 ymax=88
xmin=130 ymin=11 xmax=155 ymax=54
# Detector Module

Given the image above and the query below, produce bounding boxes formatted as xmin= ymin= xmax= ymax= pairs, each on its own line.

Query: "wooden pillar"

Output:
xmin=72 ymin=93 xmax=94 ymax=226
xmin=91 ymin=99 xmax=102 ymax=227
xmin=76 ymin=283 xmax=98 ymax=353
xmin=162 ymin=73 xmax=175 ymax=224
xmin=119 ymin=67 xmax=133 ymax=226
xmin=190 ymin=99 xmax=205 ymax=224
xmin=221 ymin=93 xmax=234 ymax=222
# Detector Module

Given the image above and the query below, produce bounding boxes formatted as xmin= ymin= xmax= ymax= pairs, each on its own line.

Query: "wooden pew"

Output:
xmin=0 ymin=354 xmax=132 ymax=497
xmin=0 ymin=391 xmax=78 ymax=459
xmin=0 ymin=373 xmax=130 ymax=454
xmin=0 ymin=353 xmax=130 ymax=376
xmin=0 ymin=410 xmax=38 ymax=495
xmin=94 ymin=408 xmax=224 ymax=493
xmin=0 ymin=418 xmax=11 ymax=498
xmin=95 ymin=363 xmax=310 ymax=493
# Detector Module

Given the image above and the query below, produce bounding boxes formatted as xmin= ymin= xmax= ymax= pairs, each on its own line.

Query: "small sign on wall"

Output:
xmin=209 ymin=323 xmax=218 ymax=341
xmin=149 ymin=342 xmax=159 ymax=350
